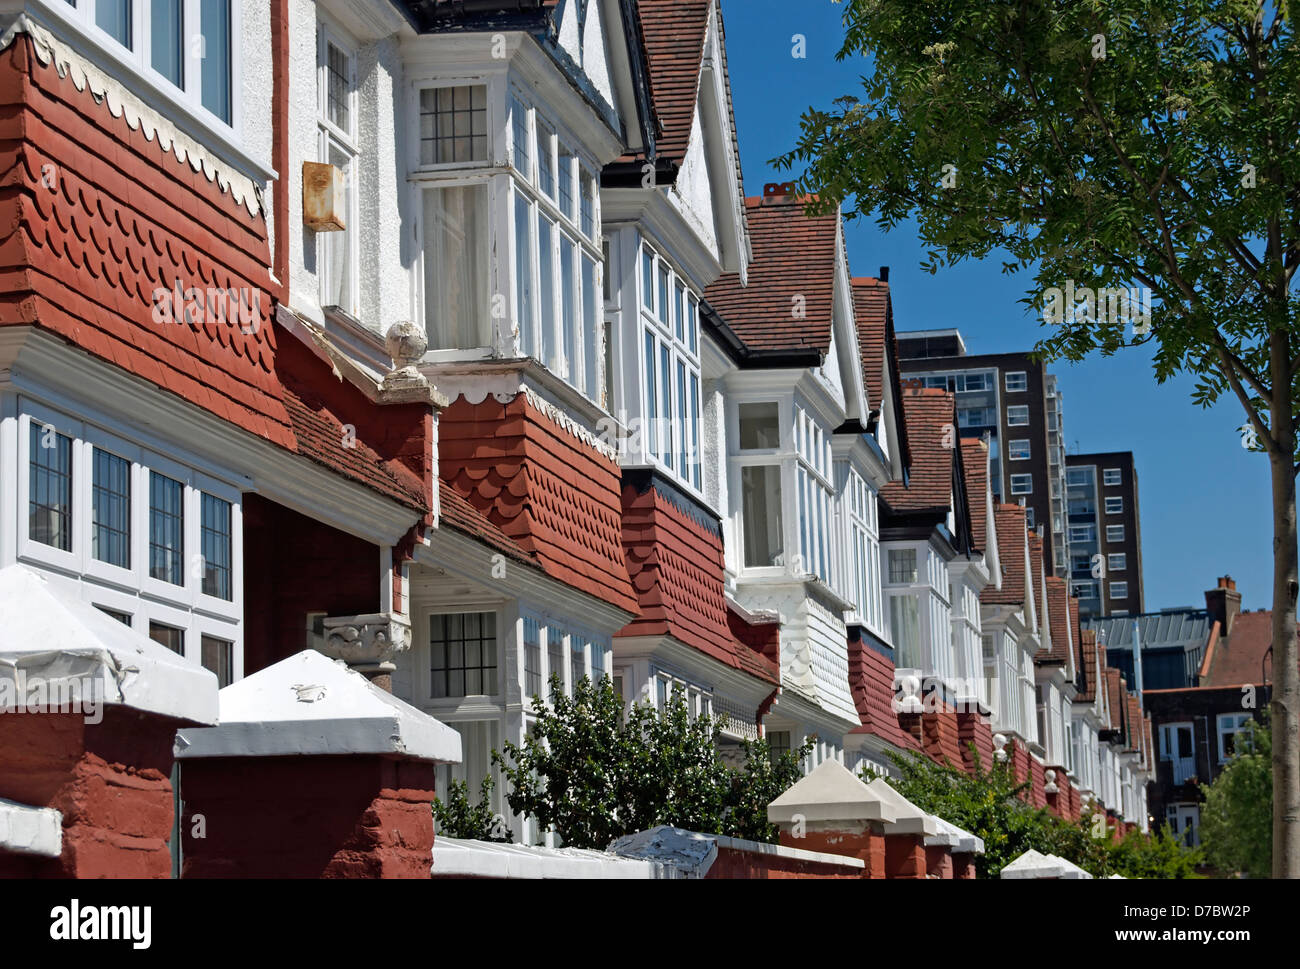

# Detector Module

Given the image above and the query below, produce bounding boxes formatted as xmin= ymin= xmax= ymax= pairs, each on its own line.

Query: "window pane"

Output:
xmin=424 ymin=184 xmax=489 ymax=349
xmin=320 ymin=140 xmax=354 ymax=311
xmin=560 ymin=235 xmax=577 ymax=379
xmin=325 ymin=41 xmax=350 ymax=131
xmin=741 ymin=465 xmax=783 ymax=567
xmin=97 ymin=606 xmax=133 ymax=626
xmin=676 ymin=360 xmax=688 ymax=475
xmin=657 ymin=263 xmax=669 ymax=325
xmin=29 ymin=424 xmax=73 ymax=551
xmin=149 ymin=621 xmax=184 ymax=655
xmin=739 ymin=402 xmax=780 ymax=449
xmin=888 ymin=548 xmax=917 ymax=583
xmin=201 ymin=493 xmax=232 ymax=600
xmin=557 ymin=144 xmax=575 ymax=219
xmin=581 ymin=255 xmax=598 ymax=396
xmin=890 ymin=595 xmax=921 ymax=669
xmin=200 ymin=0 xmax=232 ymax=124
xmin=674 ymin=281 xmax=685 ymax=342
xmin=571 ymin=636 xmax=585 ymax=686
xmin=536 ymin=120 xmax=555 ymax=196
xmin=687 ymin=297 xmax=698 ymax=354
xmin=689 ymin=373 xmax=701 ymax=488
xmin=97 ymin=0 xmax=131 ymax=48
xmin=430 ymin=611 xmax=498 ymax=698
xmin=149 ymin=471 xmax=184 ymax=586
xmin=151 ymin=0 xmax=183 ymax=85
xmin=420 ymin=85 xmax=488 ymax=164
xmin=537 ymin=213 xmax=556 ymax=367
xmin=644 ymin=331 xmax=658 ymax=459
xmin=92 ymin=448 xmax=131 ymax=568
xmin=523 ymin=616 xmax=541 ymax=697
xmin=579 ymin=168 xmax=595 ymax=236
xmin=641 ymin=247 xmax=654 ymax=310
xmin=511 ymin=97 xmax=530 ymax=173
xmin=659 ymin=343 xmax=672 ymax=469
xmin=201 ymin=635 xmax=233 ymax=688
xmin=514 ymin=193 xmax=535 ymax=356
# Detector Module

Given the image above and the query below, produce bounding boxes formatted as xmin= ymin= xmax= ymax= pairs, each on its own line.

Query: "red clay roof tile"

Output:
xmin=880 ymin=387 xmax=957 ymax=514
xmin=982 ymin=504 xmax=1028 ymax=605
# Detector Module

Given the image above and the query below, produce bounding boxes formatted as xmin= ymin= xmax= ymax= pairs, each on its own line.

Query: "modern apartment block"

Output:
xmin=897 ymin=331 xmax=1069 ymax=576
xmin=1065 ymin=452 xmax=1144 ymax=618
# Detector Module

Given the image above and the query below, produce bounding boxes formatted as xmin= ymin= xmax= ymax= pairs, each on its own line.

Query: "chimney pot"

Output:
xmin=762 ymin=181 xmax=795 ymax=203
xmin=879 ymin=266 xmax=890 ymax=282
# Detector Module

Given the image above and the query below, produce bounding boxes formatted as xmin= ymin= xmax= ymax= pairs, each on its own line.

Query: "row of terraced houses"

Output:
xmin=0 ymin=0 xmax=1153 ymax=875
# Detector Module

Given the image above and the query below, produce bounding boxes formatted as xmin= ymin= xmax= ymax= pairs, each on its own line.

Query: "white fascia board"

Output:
xmin=698 ymin=4 xmax=746 ymax=281
xmin=0 ymin=798 xmax=61 ymax=858
xmin=765 ymin=684 xmax=859 ymax=737
xmin=316 ymin=0 xmax=411 ymax=44
xmin=611 ymin=634 xmax=776 ymax=708
xmin=2 ymin=328 xmax=422 ymax=546
xmin=602 ymin=191 xmax=726 ymax=293
xmin=416 ymin=529 xmax=635 ymax=635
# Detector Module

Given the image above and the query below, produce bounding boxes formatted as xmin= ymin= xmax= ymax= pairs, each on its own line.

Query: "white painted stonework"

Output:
xmin=768 ymin=759 xmax=896 ymax=826
xmin=434 ymin=835 xmax=674 ymax=879
xmin=0 ymin=565 xmax=219 ymax=725
xmin=0 ymin=798 xmax=62 ymax=858
xmin=174 ymin=650 xmax=461 ymax=763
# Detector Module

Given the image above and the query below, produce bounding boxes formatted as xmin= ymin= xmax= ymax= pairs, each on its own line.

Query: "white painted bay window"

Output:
xmin=843 ymin=469 xmax=883 ymax=633
xmin=734 ymin=402 xmax=784 ymax=569
xmin=507 ymin=94 xmax=603 ymax=400
xmin=637 ymin=240 xmax=701 ymax=488
xmin=18 ymin=403 xmax=241 ymax=684
xmin=795 ymin=408 xmax=833 ymax=583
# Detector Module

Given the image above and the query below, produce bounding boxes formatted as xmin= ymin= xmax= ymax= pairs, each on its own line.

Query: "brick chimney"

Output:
xmin=1205 ymin=575 xmax=1242 ymax=637
xmin=762 ymin=181 xmax=796 ymax=204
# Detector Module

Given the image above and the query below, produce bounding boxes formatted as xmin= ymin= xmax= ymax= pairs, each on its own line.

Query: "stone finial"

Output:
xmin=385 ymin=320 xmax=427 ymax=374
xmin=1044 ymin=768 xmax=1058 ymax=794
xmin=993 ymin=733 xmax=1008 ymax=762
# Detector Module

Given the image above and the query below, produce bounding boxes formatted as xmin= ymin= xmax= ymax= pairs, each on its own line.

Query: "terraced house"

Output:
xmin=0 ymin=0 xmax=1151 ymax=876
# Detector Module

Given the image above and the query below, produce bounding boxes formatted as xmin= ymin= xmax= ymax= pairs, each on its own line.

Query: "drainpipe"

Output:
xmin=270 ymin=0 xmax=290 ymax=304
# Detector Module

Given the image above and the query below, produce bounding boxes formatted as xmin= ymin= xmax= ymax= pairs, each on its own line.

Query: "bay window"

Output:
xmin=740 ymin=467 xmax=783 ymax=567
xmin=888 ymin=594 xmax=921 ymax=669
xmin=795 ymin=408 xmax=832 ymax=583
xmin=638 ymin=241 xmax=702 ymax=489
xmin=844 ymin=470 xmax=883 ymax=633
xmin=56 ymin=0 xmax=234 ymax=126
xmin=17 ymin=404 xmax=241 ymax=680
xmin=503 ymin=94 xmax=603 ymax=400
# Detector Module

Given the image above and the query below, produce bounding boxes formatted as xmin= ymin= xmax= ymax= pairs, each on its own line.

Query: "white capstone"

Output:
xmin=174 ymin=650 xmax=461 ymax=763
xmin=0 ymin=798 xmax=62 ymax=858
xmin=768 ymin=759 xmax=897 ymax=826
xmin=0 ymin=565 xmax=218 ymax=724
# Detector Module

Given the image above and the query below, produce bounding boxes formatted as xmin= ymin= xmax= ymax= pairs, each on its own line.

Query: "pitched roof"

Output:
xmin=1104 ymin=666 xmax=1125 ymax=733
xmin=1204 ymin=609 xmax=1299 ymax=686
xmin=1042 ymin=577 xmax=1070 ymax=665
xmin=960 ymin=438 xmax=989 ymax=552
xmin=631 ymin=0 xmax=711 ymax=167
xmin=1077 ymin=629 xmax=1099 ymax=702
xmin=850 ymin=276 xmax=912 ymax=475
xmin=982 ymin=504 xmax=1028 ymax=605
xmin=703 ymin=196 xmax=838 ymax=354
xmin=880 ymin=388 xmax=958 ymax=514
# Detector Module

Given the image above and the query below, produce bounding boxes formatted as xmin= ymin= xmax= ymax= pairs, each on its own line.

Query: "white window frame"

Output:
xmin=1217 ymin=713 xmax=1253 ymax=760
xmin=1106 ymin=524 xmax=1125 ymax=542
xmin=1108 ymin=552 xmax=1127 ymax=571
xmin=1006 ymin=405 xmax=1030 ymax=426
xmin=316 ymin=21 xmax=359 ymax=317
xmin=1004 ymin=371 xmax=1028 ymax=392
xmin=45 ymin=0 xmax=241 ymax=133
xmin=1008 ymin=439 xmax=1031 ymax=461
xmin=1109 ymin=580 xmax=1128 ymax=600
xmin=1009 ymin=473 xmax=1033 ymax=495
xmin=638 ymin=238 xmax=701 ymax=491
xmin=15 ymin=400 xmax=243 ymax=670
xmin=844 ymin=468 xmax=884 ymax=635
xmin=1103 ymin=468 xmax=1122 ymax=486
xmin=731 ymin=399 xmax=787 ymax=575
xmin=1069 ymin=524 xmax=1094 ymax=544
xmin=1104 ymin=496 xmax=1124 ymax=515
xmin=795 ymin=407 xmax=833 ymax=584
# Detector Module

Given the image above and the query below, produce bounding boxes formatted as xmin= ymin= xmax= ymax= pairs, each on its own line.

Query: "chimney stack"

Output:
xmin=762 ymin=181 xmax=796 ymax=204
xmin=1205 ymin=574 xmax=1242 ymax=637
xmin=879 ymin=266 xmax=890 ymax=283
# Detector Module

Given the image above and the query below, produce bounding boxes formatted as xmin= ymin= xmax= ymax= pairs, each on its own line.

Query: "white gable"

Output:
xmin=671 ymin=104 xmax=719 ymax=258
xmin=557 ymin=0 xmax=616 ymax=109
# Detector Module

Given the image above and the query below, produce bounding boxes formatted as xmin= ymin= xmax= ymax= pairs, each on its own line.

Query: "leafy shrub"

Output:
xmin=432 ymin=773 xmax=511 ymax=842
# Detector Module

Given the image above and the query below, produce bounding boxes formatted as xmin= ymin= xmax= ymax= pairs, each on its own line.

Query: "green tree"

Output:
xmin=781 ymin=0 xmax=1300 ymax=876
xmin=491 ymin=675 xmax=812 ymax=848
xmin=432 ymin=774 xmax=511 ymax=842
xmin=1201 ymin=713 xmax=1273 ymax=875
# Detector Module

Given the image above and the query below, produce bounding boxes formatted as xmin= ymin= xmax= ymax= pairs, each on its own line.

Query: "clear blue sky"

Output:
xmin=720 ymin=0 xmax=1274 ymax=612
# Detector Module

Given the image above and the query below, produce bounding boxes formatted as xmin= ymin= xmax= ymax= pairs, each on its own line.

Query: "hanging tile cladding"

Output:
xmin=618 ymin=475 xmax=778 ymax=684
xmin=439 ymin=393 xmax=637 ymax=614
xmin=847 ymin=631 xmax=920 ymax=752
xmin=703 ymin=196 xmax=837 ymax=354
xmin=0 ymin=38 xmax=288 ymax=446
xmin=437 ymin=480 xmax=537 ymax=567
